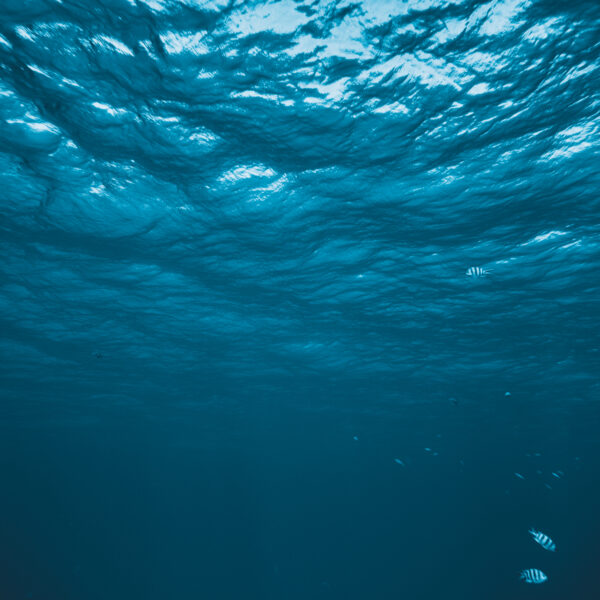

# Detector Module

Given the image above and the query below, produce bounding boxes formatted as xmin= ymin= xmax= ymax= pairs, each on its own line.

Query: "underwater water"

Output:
xmin=1 ymin=0 xmax=599 ymax=598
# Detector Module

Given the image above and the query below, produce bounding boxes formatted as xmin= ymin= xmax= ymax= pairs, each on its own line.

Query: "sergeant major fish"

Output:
xmin=529 ymin=528 xmax=556 ymax=551
xmin=466 ymin=266 xmax=491 ymax=278
xmin=520 ymin=568 xmax=547 ymax=584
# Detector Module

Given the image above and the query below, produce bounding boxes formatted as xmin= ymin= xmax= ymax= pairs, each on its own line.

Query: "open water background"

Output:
xmin=1 ymin=0 xmax=599 ymax=598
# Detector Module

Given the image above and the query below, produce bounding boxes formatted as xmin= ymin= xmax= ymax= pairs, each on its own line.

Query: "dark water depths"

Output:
xmin=1 ymin=0 xmax=599 ymax=598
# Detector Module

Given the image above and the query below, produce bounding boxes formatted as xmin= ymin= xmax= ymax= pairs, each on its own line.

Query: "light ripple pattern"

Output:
xmin=0 ymin=0 xmax=599 ymax=404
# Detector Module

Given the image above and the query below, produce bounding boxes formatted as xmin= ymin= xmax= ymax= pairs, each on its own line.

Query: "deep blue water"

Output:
xmin=1 ymin=0 xmax=599 ymax=598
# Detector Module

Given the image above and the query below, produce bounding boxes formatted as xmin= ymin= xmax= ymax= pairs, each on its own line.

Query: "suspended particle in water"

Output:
xmin=353 ymin=436 xmax=359 ymax=441
xmin=394 ymin=458 xmax=405 ymax=467
xmin=529 ymin=529 xmax=556 ymax=551
xmin=466 ymin=266 xmax=491 ymax=278
xmin=520 ymin=569 xmax=548 ymax=584
xmin=514 ymin=472 xmax=525 ymax=480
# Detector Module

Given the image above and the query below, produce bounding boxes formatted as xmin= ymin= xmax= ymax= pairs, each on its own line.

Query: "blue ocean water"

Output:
xmin=1 ymin=0 xmax=599 ymax=598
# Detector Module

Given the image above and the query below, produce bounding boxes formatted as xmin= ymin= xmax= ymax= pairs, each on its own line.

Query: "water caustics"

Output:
xmin=0 ymin=0 xmax=598 ymax=404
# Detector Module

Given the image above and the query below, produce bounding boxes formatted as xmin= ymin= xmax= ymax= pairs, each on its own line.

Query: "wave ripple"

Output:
xmin=1 ymin=0 xmax=599 ymax=404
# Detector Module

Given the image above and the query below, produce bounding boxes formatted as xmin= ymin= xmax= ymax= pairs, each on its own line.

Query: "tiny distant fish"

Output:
xmin=353 ymin=436 xmax=359 ymax=441
xmin=514 ymin=472 xmax=525 ymax=480
xmin=504 ymin=391 xmax=511 ymax=397
xmin=529 ymin=529 xmax=556 ymax=552
xmin=424 ymin=447 xmax=432 ymax=452
xmin=466 ymin=266 xmax=491 ymax=278
xmin=544 ymin=483 xmax=553 ymax=490
xmin=394 ymin=458 xmax=405 ymax=466
xmin=520 ymin=569 xmax=548 ymax=584
xmin=552 ymin=472 xmax=560 ymax=479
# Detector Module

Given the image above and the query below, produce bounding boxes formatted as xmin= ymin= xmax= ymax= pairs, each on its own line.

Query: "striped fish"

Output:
xmin=520 ymin=568 xmax=548 ymax=584
xmin=466 ymin=266 xmax=490 ymax=278
xmin=529 ymin=528 xmax=556 ymax=551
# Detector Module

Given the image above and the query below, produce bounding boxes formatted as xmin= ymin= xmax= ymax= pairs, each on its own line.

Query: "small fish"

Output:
xmin=514 ymin=472 xmax=525 ymax=480
xmin=529 ymin=529 xmax=556 ymax=552
xmin=466 ymin=266 xmax=491 ymax=278
xmin=424 ymin=447 xmax=432 ymax=452
xmin=394 ymin=458 xmax=405 ymax=467
xmin=520 ymin=568 xmax=548 ymax=584
xmin=552 ymin=472 xmax=560 ymax=479
xmin=505 ymin=391 xmax=511 ymax=396
xmin=353 ymin=436 xmax=359 ymax=441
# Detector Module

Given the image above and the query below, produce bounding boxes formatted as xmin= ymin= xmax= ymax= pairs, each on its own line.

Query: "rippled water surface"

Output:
xmin=1 ymin=0 xmax=599 ymax=598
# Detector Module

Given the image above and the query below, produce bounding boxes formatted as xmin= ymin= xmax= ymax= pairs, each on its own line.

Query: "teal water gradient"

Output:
xmin=1 ymin=0 xmax=599 ymax=598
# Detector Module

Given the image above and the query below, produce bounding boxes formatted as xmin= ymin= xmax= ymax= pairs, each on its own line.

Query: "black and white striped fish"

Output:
xmin=529 ymin=528 xmax=556 ymax=551
xmin=466 ymin=266 xmax=490 ymax=278
xmin=520 ymin=568 xmax=548 ymax=584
